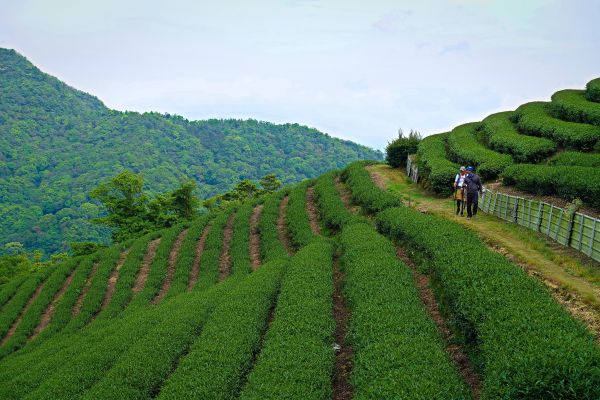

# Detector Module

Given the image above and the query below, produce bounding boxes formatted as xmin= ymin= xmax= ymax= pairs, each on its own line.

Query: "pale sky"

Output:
xmin=1 ymin=0 xmax=599 ymax=150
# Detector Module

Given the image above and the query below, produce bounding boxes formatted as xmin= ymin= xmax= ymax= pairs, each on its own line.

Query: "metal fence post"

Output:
xmin=536 ymin=203 xmax=544 ymax=232
xmin=577 ymin=215 xmax=585 ymax=251
xmin=588 ymin=219 xmax=597 ymax=257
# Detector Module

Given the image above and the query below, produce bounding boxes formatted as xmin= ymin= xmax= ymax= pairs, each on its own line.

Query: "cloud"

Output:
xmin=371 ymin=10 xmax=413 ymax=33
xmin=439 ymin=41 xmax=471 ymax=55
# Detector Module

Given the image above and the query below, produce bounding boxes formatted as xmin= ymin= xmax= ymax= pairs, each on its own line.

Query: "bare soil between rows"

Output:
xmin=277 ymin=196 xmax=294 ymax=256
xmin=152 ymin=229 xmax=189 ymax=304
xmin=188 ymin=225 xmax=212 ymax=291
xmin=1 ymin=282 xmax=46 ymax=346
xmin=132 ymin=238 xmax=162 ymax=294
xmin=335 ymin=177 xmax=360 ymax=215
xmin=332 ymin=255 xmax=353 ymax=400
xmin=249 ymin=205 xmax=264 ymax=271
xmin=30 ymin=269 xmax=77 ymax=340
xmin=395 ymin=246 xmax=481 ymax=399
xmin=99 ymin=249 xmax=130 ymax=311
xmin=72 ymin=261 xmax=100 ymax=317
xmin=218 ymin=214 xmax=236 ymax=281
xmin=306 ymin=186 xmax=321 ymax=235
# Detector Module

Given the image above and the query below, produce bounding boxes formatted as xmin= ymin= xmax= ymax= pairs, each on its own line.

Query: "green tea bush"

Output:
xmin=0 ymin=266 xmax=55 ymax=343
xmin=549 ymin=151 xmax=600 ymax=167
xmin=165 ymin=215 xmax=212 ymax=298
xmin=416 ymin=132 xmax=458 ymax=196
xmin=480 ymin=111 xmax=556 ymax=163
xmin=239 ymin=240 xmax=334 ymax=400
xmin=342 ymin=161 xmax=402 ymax=213
xmin=502 ymin=164 xmax=600 ymax=208
xmin=0 ymin=275 xmax=27 ymax=309
xmin=157 ymin=259 xmax=287 ymax=400
xmin=550 ymin=89 xmax=600 ymax=126
xmin=340 ymin=223 xmax=469 ymax=399
xmin=586 ymin=78 xmax=600 ymax=102
xmin=129 ymin=224 xmax=187 ymax=308
xmin=513 ymin=101 xmax=600 ymax=150
xmin=447 ymin=122 xmax=512 ymax=180
xmin=376 ymin=207 xmax=600 ymax=399
xmin=314 ymin=171 xmax=363 ymax=230
xmin=194 ymin=210 xmax=233 ymax=291
xmin=231 ymin=201 xmax=258 ymax=275
xmin=285 ymin=181 xmax=319 ymax=249
xmin=259 ymin=191 xmax=290 ymax=262
xmin=0 ymin=258 xmax=79 ymax=358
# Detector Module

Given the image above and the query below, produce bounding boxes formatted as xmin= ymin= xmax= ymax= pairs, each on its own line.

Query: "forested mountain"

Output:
xmin=0 ymin=48 xmax=382 ymax=255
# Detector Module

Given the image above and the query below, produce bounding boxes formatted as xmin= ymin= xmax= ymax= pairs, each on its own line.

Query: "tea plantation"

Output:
xmin=417 ymin=78 xmax=600 ymax=208
xmin=1 ymin=161 xmax=599 ymax=399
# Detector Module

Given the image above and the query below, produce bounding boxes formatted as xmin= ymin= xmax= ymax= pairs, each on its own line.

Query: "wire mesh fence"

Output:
xmin=480 ymin=188 xmax=600 ymax=263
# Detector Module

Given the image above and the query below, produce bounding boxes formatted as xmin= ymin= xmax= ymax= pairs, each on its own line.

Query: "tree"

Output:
xmin=259 ymin=174 xmax=282 ymax=194
xmin=386 ymin=129 xmax=422 ymax=168
xmin=170 ymin=181 xmax=199 ymax=220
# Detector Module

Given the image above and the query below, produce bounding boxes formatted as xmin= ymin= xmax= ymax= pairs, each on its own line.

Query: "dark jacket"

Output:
xmin=464 ymin=173 xmax=482 ymax=194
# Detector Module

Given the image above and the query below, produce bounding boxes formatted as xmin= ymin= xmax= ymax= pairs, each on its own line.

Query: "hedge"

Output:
xmin=0 ymin=274 xmax=28 ymax=310
xmin=165 ymin=215 xmax=212 ymax=298
xmin=0 ymin=258 xmax=80 ymax=358
xmin=502 ymin=164 xmax=600 ymax=209
xmin=231 ymin=200 xmax=259 ymax=276
xmin=376 ymin=207 xmax=600 ymax=399
xmin=586 ymin=77 xmax=600 ymax=102
xmin=416 ymin=132 xmax=459 ymax=196
xmin=480 ymin=111 xmax=556 ymax=163
xmin=550 ymin=89 xmax=600 ymax=127
xmin=340 ymin=223 xmax=469 ymax=399
xmin=447 ymin=122 xmax=512 ymax=180
xmin=342 ymin=161 xmax=402 ymax=213
xmin=194 ymin=210 xmax=233 ymax=291
xmin=513 ymin=101 xmax=600 ymax=150
xmin=157 ymin=259 xmax=287 ymax=400
xmin=239 ymin=240 xmax=334 ymax=400
xmin=285 ymin=180 xmax=320 ymax=249
xmin=259 ymin=191 xmax=291 ymax=262
xmin=549 ymin=151 xmax=600 ymax=167
xmin=313 ymin=171 xmax=363 ymax=231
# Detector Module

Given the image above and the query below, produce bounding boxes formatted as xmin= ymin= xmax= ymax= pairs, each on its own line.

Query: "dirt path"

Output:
xmin=132 ymin=238 xmax=162 ymax=294
xmin=396 ymin=246 xmax=481 ymax=399
xmin=1 ymin=282 xmax=46 ymax=346
xmin=188 ymin=225 xmax=212 ymax=291
xmin=99 ymin=249 xmax=130 ymax=311
xmin=277 ymin=196 xmax=294 ymax=256
xmin=29 ymin=269 xmax=77 ymax=341
xmin=332 ymin=255 xmax=353 ymax=400
xmin=306 ymin=186 xmax=321 ymax=235
xmin=218 ymin=214 xmax=236 ymax=282
xmin=72 ymin=261 xmax=100 ymax=317
xmin=249 ymin=205 xmax=264 ymax=271
xmin=152 ymin=229 xmax=189 ymax=304
xmin=369 ymin=164 xmax=600 ymax=342
xmin=334 ymin=177 xmax=360 ymax=215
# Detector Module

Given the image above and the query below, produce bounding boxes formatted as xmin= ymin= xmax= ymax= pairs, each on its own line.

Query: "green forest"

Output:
xmin=0 ymin=48 xmax=382 ymax=256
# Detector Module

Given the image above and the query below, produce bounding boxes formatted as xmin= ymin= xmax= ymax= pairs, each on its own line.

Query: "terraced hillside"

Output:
xmin=1 ymin=161 xmax=599 ymax=399
xmin=417 ymin=78 xmax=600 ymax=208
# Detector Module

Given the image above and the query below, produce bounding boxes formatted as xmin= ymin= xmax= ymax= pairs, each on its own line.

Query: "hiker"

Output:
xmin=463 ymin=166 xmax=482 ymax=220
xmin=453 ymin=166 xmax=467 ymax=216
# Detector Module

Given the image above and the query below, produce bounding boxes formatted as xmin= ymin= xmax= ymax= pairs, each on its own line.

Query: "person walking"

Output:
xmin=463 ymin=166 xmax=482 ymax=220
xmin=453 ymin=166 xmax=467 ymax=216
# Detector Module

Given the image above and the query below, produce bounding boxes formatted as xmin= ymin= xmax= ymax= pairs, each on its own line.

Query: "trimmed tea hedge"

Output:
xmin=239 ymin=240 xmax=334 ymax=400
xmin=0 ymin=275 xmax=27 ymax=310
xmin=259 ymin=191 xmax=291 ymax=261
xmin=502 ymin=164 xmax=600 ymax=209
xmin=342 ymin=161 xmax=402 ymax=213
xmin=286 ymin=181 xmax=319 ymax=249
xmin=586 ymin=78 xmax=600 ymax=102
xmin=447 ymin=122 xmax=512 ymax=180
xmin=340 ymin=223 xmax=469 ymax=399
xmin=513 ymin=101 xmax=600 ymax=150
xmin=194 ymin=210 xmax=233 ymax=291
xmin=314 ymin=171 xmax=363 ymax=230
xmin=549 ymin=151 xmax=600 ymax=167
xmin=416 ymin=132 xmax=458 ymax=196
xmin=550 ymin=89 xmax=600 ymax=127
xmin=480 ymin=111 xmax=556 ymax=163
xmin=157 ymin=259 xmax=287 ymax=400
xmin=376 ymin=207 xmax=600 ymax=399
xmin=231 ymin=201 xmax=258 ymax=275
